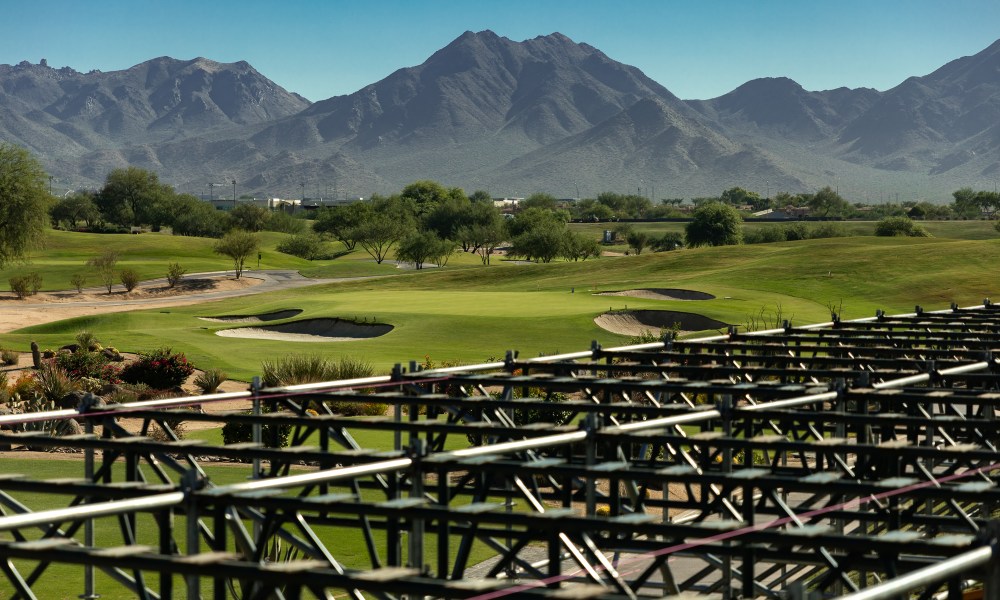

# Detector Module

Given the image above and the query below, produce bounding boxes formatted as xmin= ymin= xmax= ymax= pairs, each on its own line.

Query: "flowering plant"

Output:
xmin=120 ymin=347 xmax=195 ymax=389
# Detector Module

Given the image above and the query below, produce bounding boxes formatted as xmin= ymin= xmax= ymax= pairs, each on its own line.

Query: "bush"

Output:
xmin=166 ymin=262 xmax=186 ymax=288
xmin=650 ymin=232 xmax=685 ymax=252
xmin=193 ymin=368 xmax=227 ymax=394
xmin=9 ymin=273 xmax=42 ymax=299
xmin=276 ymin=232 xmax=324 ymax=259
xmin=0 ymin=348 xmax=18 ymax=366
xmin=120 ymin=268 xmax=140 ymax=292
xmin=119 ymin=348 xmax=195 ymax=389
xmin=808 ymin=222 xmax=848 ymax=239
xmin=261 ymin=354 xmax=381 ymax=417
xmin=0 ymin=371 xmax=8 ymax=403
xmin=222 ymin=411 xmax=291 ymax=449
xmin=261 ymin=355 xmax=339 ymax=387
xmin=70 ymin=273 xmax=86 ymax=293
xmin=33 ymin=362 xmax=78 ymax=403
xmin=75 ymin=331 xmax=99 ymax=351
xmin=875 ymin=216 xmax=930 ymax=237
xmin=55 ymin=349 xmax=121 ymax=383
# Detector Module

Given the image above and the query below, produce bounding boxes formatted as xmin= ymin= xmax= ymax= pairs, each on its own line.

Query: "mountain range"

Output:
xmin=2 ymin=31 xmax=999 ymax=202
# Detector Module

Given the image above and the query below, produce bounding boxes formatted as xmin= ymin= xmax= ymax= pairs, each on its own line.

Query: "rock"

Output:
xmin=59 ymin=343 xmax=81 ymax=353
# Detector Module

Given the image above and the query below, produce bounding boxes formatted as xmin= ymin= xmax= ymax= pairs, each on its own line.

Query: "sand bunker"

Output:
xmin=597 ymin=288 xmax=715 ymax=301
xmin=199 ymin=309 xmax=303 ymax=323
xmin=595 ymin=310 xmax=728 ymax=337
xmin=215 ymin=318 xmax=392 ymax=342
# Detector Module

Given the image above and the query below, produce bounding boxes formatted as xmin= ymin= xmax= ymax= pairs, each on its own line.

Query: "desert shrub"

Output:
xmin=146 ymin=420 xmax=188 ymax=442
xmin=70 ymin=273 xmax=86 ymax=293
xmin=7 ymin=373 xmax=37 ymax=401
xmin=0 ymin=348 xmax=18 ymax=366
xmin=104 ymin=382 xmax=155 ymax=405
xmin=744 ymin=227 xmax=787 ymax=245
xmin=222 ymin=412 xmax=291 ymax=449
xmin=120 ymin=348 xmax=195 ymax=389
xmin=782 ymin=222 xmax=810 ymax=241
xmin=261 ymin=355 xmax=381 ymax=416
xmin=276 ymin=232 xmax=324 ymax=259
xmin=650 ymin=232 xmax=685 ymax=252
xmin=9 ymin=275 xmax=34 ymax=299
xmin=54 ymin=348 xmax=121 ymax=383
xmin=166 ymin=262 xmax=186 ymax=288
xmin=77 ymin=377 xmax=104 ymax=394
xmin=0 ymin=371 xmax=8 ymax=403
xmin=808 ymin=222 xmax=848 ymax=239
xmin=261 ymin=355 xmax=339 ymax=387
xmin=875 ymin=216 xmax=930 ymax=237
xmin=7 ymin=392 xmax=78 ymax=436
xmin=33 ymin=362 xmax=78 ymax=403
xmin=120 ymin=268 xmax=140 ymax=292
xmin=194 ymin=368 xmax=227 ymax=394
xmin=75 ymin=331 xmax=100 ymax=351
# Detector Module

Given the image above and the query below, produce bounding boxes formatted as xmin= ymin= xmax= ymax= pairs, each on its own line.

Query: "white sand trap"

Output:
xmin=199 ymin=309 xmax=303 ymax=323
xmin=215 ymin=318 xmax=392 ymax=342
xmin=597 ymin=288 xmax=715 ymax=301
xmin=595 ymin=310 xmax=728 ymax=337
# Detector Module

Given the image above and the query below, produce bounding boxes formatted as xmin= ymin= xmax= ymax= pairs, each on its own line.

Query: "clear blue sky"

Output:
xmin=4 ymin=0 xmax=999 ymax=102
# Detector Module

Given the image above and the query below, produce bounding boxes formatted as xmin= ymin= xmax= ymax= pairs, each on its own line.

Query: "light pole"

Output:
xmin=232 ymin=179 xmax=237 ymax=210
xmin=300 ymin=182 xmax=305 ymax=204
xmin=48 ymin=176 xmax=53 ymax=195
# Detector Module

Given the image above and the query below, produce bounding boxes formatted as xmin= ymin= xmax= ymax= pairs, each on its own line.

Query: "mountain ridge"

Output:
xmin=2 ymin=30 xmax=998 ymax=200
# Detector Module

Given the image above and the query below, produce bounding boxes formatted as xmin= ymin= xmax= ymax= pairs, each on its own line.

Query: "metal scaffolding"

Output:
xmin=2 ymin=302 xmax=1000 ymax=598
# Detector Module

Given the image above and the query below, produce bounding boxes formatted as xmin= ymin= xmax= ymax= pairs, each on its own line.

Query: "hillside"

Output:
xmin=2 ymin=32 xmax=999 ymax=199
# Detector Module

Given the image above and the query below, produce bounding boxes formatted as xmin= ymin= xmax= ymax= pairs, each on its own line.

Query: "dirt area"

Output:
xmin=0 ymin=274 xmax=261 ymax=334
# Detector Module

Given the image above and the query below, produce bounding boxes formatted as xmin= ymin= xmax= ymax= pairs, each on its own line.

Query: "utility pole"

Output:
xmin=48 ymin=175 xmax=53 ymax=195
xmin=232 ymin=179 xmax=237 ymax=210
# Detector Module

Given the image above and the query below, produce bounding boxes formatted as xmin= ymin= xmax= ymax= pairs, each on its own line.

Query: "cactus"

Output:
xmin=30 ymin=341 xmax=40 ymax=369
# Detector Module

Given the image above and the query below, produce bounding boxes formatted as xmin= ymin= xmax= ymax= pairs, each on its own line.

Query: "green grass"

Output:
xmin=4 ymin=234 xmax=999 ymax=381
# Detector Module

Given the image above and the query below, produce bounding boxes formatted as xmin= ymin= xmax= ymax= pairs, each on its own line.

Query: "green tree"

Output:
xmin=469 ymin=190 xmax=493 ymax=203
xmin=87 ymin=250 xmax=119 ymax=293
xmin=561 ymin=231 xmax=601 ymax=261
xmin=457 ymin=219 xmax=507 ymax=265
xmin=96 ymin=167 xmax=171 ymax=227
xmin=685 ymin=202 xmax=743 ymax=247
xmin=509 ymin=220 xmax=566 ymax=263
xmin=229 ymin=204 xmax=270 ymax=232
xmin=626 ymin=230 xmax=649 ymax=255
xmin=400 ymin=180 xmax=453 ymax=217
xmin=521 ymin=193 xmax=558 ymax=211
xmin=807 ymin=186 xmax=852 ymax=218
xmin=169 ymin=195 xmax=230 ymax=237
xmin=313 ymin=202 xmax=370 ymax=250
xmin=573 ymin=199 xmax=615 ymax=222
xmin=353 ymin=197 xmax=415 ymax=264
xmin=395 ymin=231 xmax=451 ymax=269
xmin=952 ymin=187 xmax=981 ymax=219
xmin=50 ymin=192 xmax=100 ymax=229
xmin=0 ymin=143 xmax=52 ymax=267
xmin=720 ymin=187 xmax=762 ymax=209
xmin=214 ymin=230 xmax=259 ymax=279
